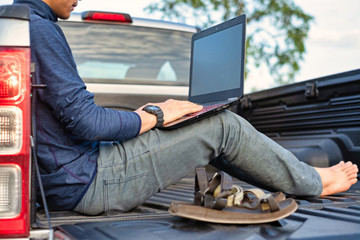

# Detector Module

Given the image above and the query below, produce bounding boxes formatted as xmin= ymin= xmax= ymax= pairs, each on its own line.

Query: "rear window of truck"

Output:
xmin=59 ymin=21 xmax=193 ymax=86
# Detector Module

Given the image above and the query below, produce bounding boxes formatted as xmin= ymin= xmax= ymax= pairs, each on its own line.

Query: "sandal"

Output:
xmin=169 ymin=168 xmax=298 ymax=224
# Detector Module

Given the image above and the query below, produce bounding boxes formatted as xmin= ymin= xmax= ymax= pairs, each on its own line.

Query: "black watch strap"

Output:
xmin=142 ymin=105 xmax=164 ymax=128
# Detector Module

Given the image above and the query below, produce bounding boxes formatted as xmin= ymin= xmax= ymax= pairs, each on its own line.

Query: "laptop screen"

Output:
xmin=189 ymin=15 xmax=246 ymax=104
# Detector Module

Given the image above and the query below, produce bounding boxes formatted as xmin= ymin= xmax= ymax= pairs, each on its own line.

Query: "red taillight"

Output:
xmin=0 ymin=47 xmax=31 ymax=238
xmin=82 ymin=11 xmax=132 ymax=23
xmin=0 ymin=49 xmax=26 ymax=100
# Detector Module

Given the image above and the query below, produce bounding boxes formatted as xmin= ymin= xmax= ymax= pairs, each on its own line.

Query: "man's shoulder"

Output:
xmin=29 ymin=14 xmax=64 ymax=42
xmin=30 ymin=13 xmax=57 ymax=28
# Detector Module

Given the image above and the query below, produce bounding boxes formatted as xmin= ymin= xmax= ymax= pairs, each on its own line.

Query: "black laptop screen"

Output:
xmin=189 ymin=17 xmax=245 ymax=103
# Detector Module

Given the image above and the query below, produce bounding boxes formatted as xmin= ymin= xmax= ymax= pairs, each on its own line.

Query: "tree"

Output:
xmin=146 ymin=0 xmax=313 ymax=85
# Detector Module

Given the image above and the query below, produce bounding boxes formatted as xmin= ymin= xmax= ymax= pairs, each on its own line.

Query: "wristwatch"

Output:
xmin=142 ymin=105 xmax=164 ymax=128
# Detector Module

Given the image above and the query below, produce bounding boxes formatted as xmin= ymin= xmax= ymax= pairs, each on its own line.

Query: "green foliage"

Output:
xmin=146 ymin=0 xmax=313 ymax=85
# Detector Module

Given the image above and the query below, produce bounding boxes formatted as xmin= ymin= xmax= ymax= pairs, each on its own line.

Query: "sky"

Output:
xmin=2 ymin=0 xmax=359 ymax=92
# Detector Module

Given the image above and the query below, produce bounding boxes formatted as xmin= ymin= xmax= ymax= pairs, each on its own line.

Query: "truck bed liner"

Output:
xmin=39 ymin=174 xmax=360 ymax=240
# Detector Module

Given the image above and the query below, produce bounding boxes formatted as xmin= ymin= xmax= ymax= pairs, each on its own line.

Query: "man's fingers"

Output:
xmin=154 ymin=99 xmax=203 ymax=124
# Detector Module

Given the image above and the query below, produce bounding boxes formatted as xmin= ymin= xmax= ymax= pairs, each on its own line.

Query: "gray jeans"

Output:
xmin=74 ymin=111 xmax=322 ymax=215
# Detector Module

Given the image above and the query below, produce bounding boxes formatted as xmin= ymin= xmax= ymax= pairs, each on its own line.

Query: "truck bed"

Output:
xmin=37 ymin=174 xmax=360 ymax=240
xmin=35 ymin=69 xmax=360 ymax=239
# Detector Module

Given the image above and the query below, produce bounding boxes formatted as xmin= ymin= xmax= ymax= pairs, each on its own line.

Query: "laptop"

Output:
xmin=161 ymin=14 xmax=246 ymax=129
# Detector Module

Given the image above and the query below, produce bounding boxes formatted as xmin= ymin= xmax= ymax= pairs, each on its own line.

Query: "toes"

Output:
xmin=349 ymin=172 xmax=358 ymax=179
xmin=345 ymin=161 xmax=357 ymax=169
xmin=333 ymin=161 xmax=345 ymax=169
xmin=344 ymin=164 xmax=358 ymax=175
xmin=351 ymin=178 xmax=358 ymax=185
xmin=351 ymin=166 xmax=359 ymax=175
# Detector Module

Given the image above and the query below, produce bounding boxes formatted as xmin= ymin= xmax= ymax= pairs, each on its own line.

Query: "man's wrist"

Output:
xmin=142 ymin=105 xmax=164 ymax=128
xmin=135 ymin=110 xmax=157 ymax=134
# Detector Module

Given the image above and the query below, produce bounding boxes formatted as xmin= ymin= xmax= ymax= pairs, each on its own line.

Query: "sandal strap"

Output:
xmin=193 ymin=169 xmax=281 ymax=213
xmin=227 ymin=185 xmax=244 ymax=207
xmin=194 ymin=168 xmax=209 ymax=205
xmin=195 ymin=168 xmax=209 ymax=194
xmin=244 ymin=188 xmax=267 ymax=199
xmin=260 ymin=195 xmax=280 ymax=212
xmin=203 ymin=171 xmax=234 ymax=209
xmin=207 ymin=171 xmax=233 ymax=195
xmin=241 ymin=189 xmax=281 ymax=212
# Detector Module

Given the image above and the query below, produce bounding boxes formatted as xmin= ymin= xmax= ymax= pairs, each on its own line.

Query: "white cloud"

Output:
xmin=310 ymin=29 xmax=360 ymax=48
xmin=1 ymin=0 xmax=13 ymax=4
xmin=293 ymin=0 xmax=360 ymax=83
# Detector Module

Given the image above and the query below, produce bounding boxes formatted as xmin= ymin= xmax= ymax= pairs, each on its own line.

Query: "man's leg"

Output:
xmin=74 ymin=111 xmax=322 ymax=215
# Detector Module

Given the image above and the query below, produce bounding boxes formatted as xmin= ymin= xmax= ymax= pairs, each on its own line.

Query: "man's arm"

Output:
xmin=135 ymin=99 xmax=203 ymax=134
xmin=31 ymin=19 xmax=141 ymax=141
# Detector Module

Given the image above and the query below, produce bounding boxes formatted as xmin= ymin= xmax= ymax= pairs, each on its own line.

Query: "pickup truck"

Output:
xmin=1 ymin=4 xmax=360 ymax=240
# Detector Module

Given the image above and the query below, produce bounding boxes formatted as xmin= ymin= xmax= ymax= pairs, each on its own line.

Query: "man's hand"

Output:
xmin=135 ymin=99 xmax=203 ymax=134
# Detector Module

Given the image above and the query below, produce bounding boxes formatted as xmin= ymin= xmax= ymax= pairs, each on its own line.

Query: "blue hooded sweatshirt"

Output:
xmin=13 ymin=0 xmax=141 ymax=210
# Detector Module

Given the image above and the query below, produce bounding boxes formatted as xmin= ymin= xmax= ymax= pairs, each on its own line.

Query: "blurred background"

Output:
xmin=2 ymin=0 xmax=359 ymax=93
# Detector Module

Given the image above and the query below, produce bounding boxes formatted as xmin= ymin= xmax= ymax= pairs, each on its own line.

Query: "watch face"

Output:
xmin=148 ymin=106 xmax=159 ymax=111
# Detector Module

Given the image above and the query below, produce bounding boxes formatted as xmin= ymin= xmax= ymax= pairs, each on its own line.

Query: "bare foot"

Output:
xmin=315 ymin=161 xmax=358 ymax=196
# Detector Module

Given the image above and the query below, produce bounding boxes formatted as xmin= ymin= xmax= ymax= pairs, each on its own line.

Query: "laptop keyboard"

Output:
xmin=185 ymin=103 xmax=225 ymax=117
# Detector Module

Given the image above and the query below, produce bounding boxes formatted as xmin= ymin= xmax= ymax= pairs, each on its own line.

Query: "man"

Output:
xmin=14 ymin=0 xmax=358 ymax=215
